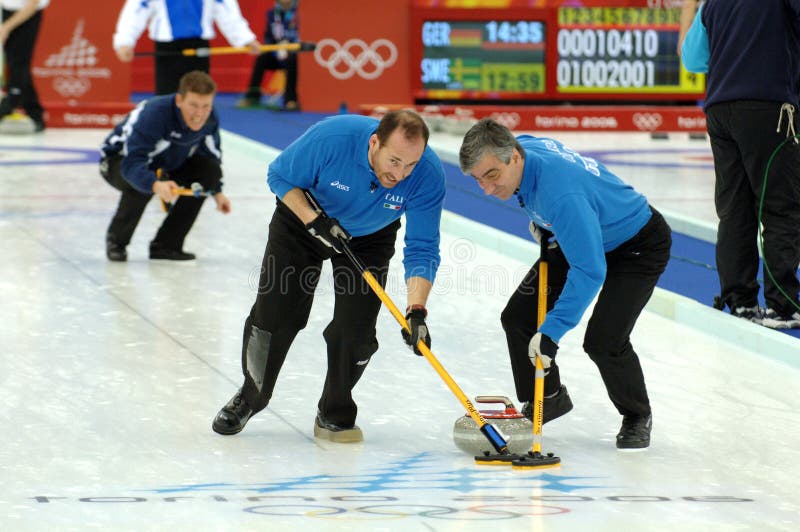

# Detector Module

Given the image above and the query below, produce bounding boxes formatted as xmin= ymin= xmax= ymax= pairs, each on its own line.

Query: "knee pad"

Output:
xmin=243 ymin=322 xmax=273 ymax=395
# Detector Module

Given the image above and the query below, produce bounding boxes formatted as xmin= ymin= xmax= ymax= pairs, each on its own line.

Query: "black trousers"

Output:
xmin=243 ymin=51 xmax=298 ymax=104
xmin=241 ymin=200 xmax=399 ymax=426
xmin=706 ymin=101 xmax=800 ymax=314
xmin=501 ymin=207 xmax=672 ymax=418
xmin=0 ymin=8 xmax=44 ymax=122
xmin=101 ymin=154 xmax=221 ymax=250
xmin=154 ymin=38 xmax=210 ymax=95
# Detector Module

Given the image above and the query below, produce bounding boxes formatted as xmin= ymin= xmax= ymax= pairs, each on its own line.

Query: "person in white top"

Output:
xmin=112 ymin=0 xmax=261 ymax=94
xmin=0 ymin=0 xmax=49 ymax=131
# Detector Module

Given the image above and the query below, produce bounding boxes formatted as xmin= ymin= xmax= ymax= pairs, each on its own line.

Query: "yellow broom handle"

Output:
xmin=531 ymin=250 xmax=549 ymax=453
xmin=360 ymin=269 xmax=490 ymax=429
xmin=182 ymin=42 xmax=306 ymax=56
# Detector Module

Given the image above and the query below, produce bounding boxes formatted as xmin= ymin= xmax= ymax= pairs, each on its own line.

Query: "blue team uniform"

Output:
xmin=214 ymin=113 xmax=447 ymax=434
xmin=516 ymin=135 xmax=651 ymax=342
xmin=500 ymin=133 xmax=670 ymax=428
xmin=268 ymin=114 xmax=446 ymax=282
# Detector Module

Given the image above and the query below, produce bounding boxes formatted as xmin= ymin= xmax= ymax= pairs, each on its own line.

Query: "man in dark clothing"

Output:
xmin=237 ymin=0 xmax=300 ymax=110
xmin=0 ymin=0 xmax=48 ymax=132
xmin=681 ymin=0 xmax=800 ymax=329
xmin=100 ymin=71 xmax=231 ymax=261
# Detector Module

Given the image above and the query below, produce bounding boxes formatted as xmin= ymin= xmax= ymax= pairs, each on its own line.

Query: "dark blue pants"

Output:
xmin=706 ymin=100 xmax=800 ymax=314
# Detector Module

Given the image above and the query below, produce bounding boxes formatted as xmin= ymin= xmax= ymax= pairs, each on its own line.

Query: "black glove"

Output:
xmin=401 ymin=305 xmax=431 ymax=356
xmin=305 ymin=215 xmax=351 ymax=253
xmin=528 ymin=332 xmax=558 ymax=368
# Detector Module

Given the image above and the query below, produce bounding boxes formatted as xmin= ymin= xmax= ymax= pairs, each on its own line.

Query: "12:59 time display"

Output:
xmin=482 ymin=63 xmax=544 ymax=92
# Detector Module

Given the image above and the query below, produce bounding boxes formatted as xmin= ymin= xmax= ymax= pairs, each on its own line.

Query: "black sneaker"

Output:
xmin=235 ymin=96 xmax=261 ymax=108
xmin=616 ymin=414 xmax=652 ymax=450
xmin=212 ymin=388 xmax=253 ymax=435
xmin=106 ymin=238 xmax=127 ymax=262
xmin=730 ymin=305 xmax=764 ymax=324
xmin=149 ymin=245 xmax=196 ymax=261
xmin=522 ymin=385 xmax=574 ymax=424
xmin=761 ymin=308 xmax=800 ymax=329
xmin=313 ymin=412 xmax=363 ymax=443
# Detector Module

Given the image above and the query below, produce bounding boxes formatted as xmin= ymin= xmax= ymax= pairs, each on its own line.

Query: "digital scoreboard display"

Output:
xmin=419 ymin=20 xmax=546 ymax=99
xmin=556 ymin=7 xmax=704 ymax=95
xmin=411 ymin=4 xmax=705 ymax=102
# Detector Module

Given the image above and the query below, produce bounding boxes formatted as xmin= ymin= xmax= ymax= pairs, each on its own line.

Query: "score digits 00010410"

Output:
xmin=555 ymin=6 xmax=703 ymax=95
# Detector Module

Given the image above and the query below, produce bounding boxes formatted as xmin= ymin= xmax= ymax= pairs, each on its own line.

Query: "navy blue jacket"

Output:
xmin=265 ymin=4 xmax=298 ymax=45
xmin=700 ymin=0 xmax=800 ymax=109
xmin=101 ymin=95 xmax=222 ymax=194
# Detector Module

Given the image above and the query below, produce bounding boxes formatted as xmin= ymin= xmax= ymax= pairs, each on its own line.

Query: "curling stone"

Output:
xmin=453 ymin=396 xmax=532 ymax=455
xmin=0 ymin=112 xmax=36 ymax=135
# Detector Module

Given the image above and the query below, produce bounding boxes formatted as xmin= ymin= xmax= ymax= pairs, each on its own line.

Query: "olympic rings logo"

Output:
xmin=53 ymin=76 xmax=91 ymax=97
xmin=632 ymin=112 xmax=663 ymax=131
xmin=314 ymin=38 xmax=398 ymax=80
xmin=490 ymin=112 xmax=522 ymax=130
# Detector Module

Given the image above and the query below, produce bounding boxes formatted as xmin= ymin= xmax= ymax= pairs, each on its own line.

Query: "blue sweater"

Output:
xmin=682 ymin=0 xmax=800 ymax=109
xmin=101 ymin=95 xmax=222 ymax=194
xmin=516 ymin=135 xmax=651 ymax=343
xmin=268 ymin=115 xmax=446 ymax=282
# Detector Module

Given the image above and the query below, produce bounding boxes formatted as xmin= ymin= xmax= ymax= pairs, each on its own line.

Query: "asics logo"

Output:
xmin=314 ymin=38 xmax=398 ymax=80
xmin=330 ymin=180 xmax=350 ymax=191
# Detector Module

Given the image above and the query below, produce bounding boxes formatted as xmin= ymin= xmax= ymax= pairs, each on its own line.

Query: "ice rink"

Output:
xmin=1 ymin=125 xmax=799 ymax=531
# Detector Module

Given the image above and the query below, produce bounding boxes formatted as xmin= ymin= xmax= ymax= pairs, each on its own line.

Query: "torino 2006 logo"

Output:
xmin=314 ymin=38 xmax=398 ymax=80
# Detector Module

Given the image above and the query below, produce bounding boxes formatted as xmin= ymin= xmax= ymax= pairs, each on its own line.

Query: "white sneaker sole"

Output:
xmin=314 ymin=423 xmax=363 ymax=443
xmin=761 ymin=318 xmax=800 ymax=329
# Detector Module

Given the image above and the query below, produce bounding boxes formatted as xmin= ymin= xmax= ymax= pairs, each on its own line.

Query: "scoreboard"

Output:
xmin=420 ymin=19 xmax=547 ymax=98
xmin=556 ymin=6 xmax=703 ymax=94
xmin=410 ymin=3 xmax=705 ymax=102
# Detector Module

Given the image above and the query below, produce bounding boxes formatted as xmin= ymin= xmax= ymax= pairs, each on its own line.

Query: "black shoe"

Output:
xmin=212 ymin=388 xmax=253 ymax=435
xmin=616 ymin=414 xmax=652 ymax=450
xmin=313 ymin=412 xmax=363 ymax=443
xmin=33 ymin=119 xmax=45 ymax=133
xmin=235 ymin=96 xmax=261 ymax=108
xmin=106 ymin=238 xmax=127 ymax=262
xmin=149 ymin=245 xmax=196 ymax=260
xmin=522 ymin=385 xmax=574 ymax=424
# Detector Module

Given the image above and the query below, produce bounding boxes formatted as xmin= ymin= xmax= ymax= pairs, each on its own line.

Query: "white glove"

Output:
xmin=528 ymin=332 xmax=558 ymax=369
xmin=529 ymin=221 xmax=557 ymax=249
xmin=276 ymin=39 xmax=289 ymax=61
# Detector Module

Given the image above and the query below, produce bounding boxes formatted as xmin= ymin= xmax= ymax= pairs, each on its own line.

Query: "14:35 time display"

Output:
xmin=485 ymin=21 xmax=544 ymax=44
